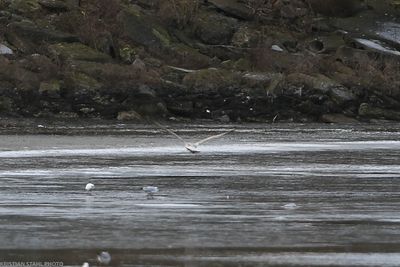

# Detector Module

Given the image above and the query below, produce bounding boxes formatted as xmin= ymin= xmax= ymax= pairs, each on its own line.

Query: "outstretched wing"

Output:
xmin=194 ymin=129 xmax=234 ymax=146
xmin=153 ymin=121 xmax=186 ymax=144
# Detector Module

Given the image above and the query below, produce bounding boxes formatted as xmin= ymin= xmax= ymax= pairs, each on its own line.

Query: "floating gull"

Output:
xmin=155 ymin=122 xmax=234 ymax=153
xmin=97 ymin=251 xmax=111 ymax=265
xmin=142 ymin=186 xmax=159 ymax=198
xmin=282 ymin=203 xmax=298 ymax=209
xmin=85 ymin=183 xmax=95 ymax=191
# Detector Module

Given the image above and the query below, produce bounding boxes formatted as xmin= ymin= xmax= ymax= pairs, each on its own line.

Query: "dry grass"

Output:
xmin=244 ymin=0 xmax=278 ymax=16
xmin=157 ymin=0 xmax=199 ymax=29
xmin=339 ymin=55 xmax=400 ymax=96
xmin=251 ymin=40 xmax=400 ymax=99
xmin=54 ymin=0 xmax=122 ymax=49
xmin=250 ymin=41 xmax=328 ymax=74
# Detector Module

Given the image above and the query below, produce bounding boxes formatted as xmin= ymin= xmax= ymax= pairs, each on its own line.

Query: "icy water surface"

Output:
xmin=1 ymin=123 xmax=400 ymax=266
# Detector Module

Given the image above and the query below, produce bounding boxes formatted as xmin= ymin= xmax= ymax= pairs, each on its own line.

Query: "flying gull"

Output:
xmin=155 ymin=122 xmax=234 ymax=153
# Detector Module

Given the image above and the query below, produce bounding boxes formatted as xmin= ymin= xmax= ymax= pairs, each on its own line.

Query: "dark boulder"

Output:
xmin=193 ymin=10 xmax=238 ymax=45
xmin=306 ymin=0 xmax=367 ymax=17
xmin=208 ymin=0 xmax=254 ymax=20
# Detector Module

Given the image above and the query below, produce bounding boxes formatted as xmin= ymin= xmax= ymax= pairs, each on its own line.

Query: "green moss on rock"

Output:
xmin=9 ymin=0 xmax=41 ymax=14
xmin=39 ymin=80 xmax=61 ymax=98
xmin=183 ymin=68 xmax=237 ymax=92
xmin=66 ymin=72 xmax=102 ymax=91
xmin=48 ymin=43 xmax=111 ymax=63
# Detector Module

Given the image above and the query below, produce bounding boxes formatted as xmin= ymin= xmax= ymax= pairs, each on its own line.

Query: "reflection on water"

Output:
xmin=0 ymin=123 xmax=400 ymax=266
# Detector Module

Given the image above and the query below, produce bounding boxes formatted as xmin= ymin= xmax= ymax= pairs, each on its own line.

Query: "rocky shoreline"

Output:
xmin=1 ymin=0 xmax=400 ymax=123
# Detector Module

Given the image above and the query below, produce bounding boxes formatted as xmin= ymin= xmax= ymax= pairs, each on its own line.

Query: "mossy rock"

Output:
xmin=231 ymin=26 xmax=260 ymax=48
xmin=9 ymin=0 xmax=41 ymax=14
xmin=38 ymin=0 xmax=71 ymax=12
xmin=66 ymin=72 xmax=102 ymax=92
xmin=120 ymin=45 xmax=137 ymax=64
xmin=233 ymin=58 xmax=252 ymax=71
xmin=39 ymin=80 xmax=61 ymax=98
xmin=306 ymin=0 xmax=366 ymax=17
xmin=208 ymin=0 xmax=254 ymax=20
xmin=7 ymin=20 xmax=79 ymax=51
xmin=162 ymin=43 xmax=212 ymax=69
xmin=287 ymin=73 xmax=341 ymax=93
xmin=193 ymin=10 xmax=238 ymax=45
xmin=119 ymin=5 xmax=171 ymax=48
xmin=221 ymin=58 xmax=253 ymax=71
xmin=321 ymin=113 xmax=358 ymax=123
xmin=64 ymin=60 xmax=162 ymax=88
xmin=48 ymin=43 xmax=111 ymax=63
xmin=183 ymin=68 xmax=237 ymax=92
xmin=358 ymin=103 xmax=400 ymax=120
xmin=117 ymin=110 xmax=143 ymax=121
xmin=0 ymin=96 xmax=12 ymax=112
xmin=365 ymin=0 xmax=400 ymax=15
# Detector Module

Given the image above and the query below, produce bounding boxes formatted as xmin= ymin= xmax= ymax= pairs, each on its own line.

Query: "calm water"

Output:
xmin=0 ymin=123 xmax=400 ymax=266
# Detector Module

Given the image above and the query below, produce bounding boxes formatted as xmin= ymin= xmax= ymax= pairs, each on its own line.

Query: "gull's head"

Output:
xmin=82 ymin=263 xmax=89 ymax=267
xmin=85 ymin=183 xmax=95 ymax=191
xmin=97 ymin=251 xmax=111 ymax=265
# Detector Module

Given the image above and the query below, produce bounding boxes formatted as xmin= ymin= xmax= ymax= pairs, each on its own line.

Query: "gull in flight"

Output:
xmin=155 ymin=122 xmax=234 ymax=153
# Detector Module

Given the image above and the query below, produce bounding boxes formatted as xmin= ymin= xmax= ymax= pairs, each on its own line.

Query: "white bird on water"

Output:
xmin=142 ymin=186 xmax=159 ymax=198
xmin=97 ymin=251 xmax=111 ymax=265
xmin=283 ymin=203 xmax=298 ymax=209
xmin=85 ymin=183 xmax=95 ymax=191
xmin=155 ymin=122 xmax=234 ymax=153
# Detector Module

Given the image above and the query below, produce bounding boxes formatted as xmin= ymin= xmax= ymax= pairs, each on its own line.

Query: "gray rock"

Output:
xmin=218 ymin=114 xmax=231 ymax=123
xmin=119 ymin=5 xmax=170 ymax=48
xmin=38 ymin=0 xmax=71 ymax=12
xmin=321 ymin=113 xmax=358 ymax=123
xmin=306 ymin=0 xmax=366 ymax=17
xmin=194 ymin=11 xmax=238 ymax=45
xmin=48 ymin=43 xmax=111 ymax=63
xmin=136 ymin=85 xmax=156 ymax=98
xmin=39 ymin=80 xmax=61 ymax=98
xmin=167 ymin=101 xmax=194 ymax=116
xmin=231 ymin=26 xmax=260 ymax=48
xmin=358 ymin=103 xmax=400 ymax=121
xmin=7 ymin=21 xmax=79 ymax=44
xmin=208 ymin=0 xmax=254 ymax=20
xmin=117 ymin=110 xmax=142 ymax=121
xmin=287 ymin=73 xmax=340 ymax=93
xmin=330 ymin=87 xmax=356 ymax=105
